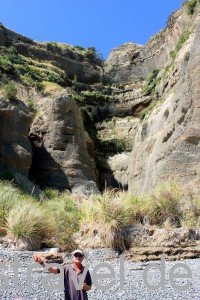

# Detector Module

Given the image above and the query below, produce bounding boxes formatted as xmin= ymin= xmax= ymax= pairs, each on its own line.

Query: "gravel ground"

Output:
xmin=0 ymin=246 xmax=200 ymax=300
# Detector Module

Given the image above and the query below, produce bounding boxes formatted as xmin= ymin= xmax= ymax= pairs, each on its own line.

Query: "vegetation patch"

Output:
xmin=0 ymin=180 xmax=199 ymax=252
xmin=80 ymin=90 xmax=112 ymax=102
xmin=184 ymin=0 xmax=198 ymax=14
xmin=141 ymin=69 xmax=159 ymax=96
xmin=170 ymin=31 xmax=190 ymax=59
xmin=79 ymin=181 xmax=199 ymax=251
xmin=3 ymin=82 xmax=17 ymax=100
xmin=80 ymin=190 xmax=132 ymax=251
xmin=138 ymin=98 xmax=164 ymax=120
xmin=7 ymin=202 xmax=56 ymax=250
xmin=100 ymin=138 xmax=127 ymax=154
xmin=46 ymin=42 xmax=102 ymax=63
xmin=27 ymin=98 xmax=36 ymax=114
xmin=0 ymin=46 xmax=66 ymax=91
xmin=42 ymin=191 xmax=81 ymax=251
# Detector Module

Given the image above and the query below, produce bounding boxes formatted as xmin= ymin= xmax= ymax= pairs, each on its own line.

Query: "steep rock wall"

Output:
xmin=128 ymin=16 xmax=200 ymax=194
xmin=29 ymin=92 xmax=98 ymax=195
xmin=0 ymin=94 xmax=32 ymax=176
xmin=105 ymin=6 xmax=194 ymax=83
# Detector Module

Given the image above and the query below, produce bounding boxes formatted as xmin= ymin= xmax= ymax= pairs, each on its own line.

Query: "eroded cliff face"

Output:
xmin=103 ymin=3 xmax=200 ymax=194
xmin=0 ymin=2 xmax=199 ymax=195
xmin=29 ymin=92 xmax=98 ymax=195
xmin=0 ymin=94 xmax=32 ymax=176
xmin=104 ymin=5 xmax=194 ymax=83
xmin=0 ymin=23 xmax=102 ymax=195
xmin=0 ymin=24 xmax=101 ymax=84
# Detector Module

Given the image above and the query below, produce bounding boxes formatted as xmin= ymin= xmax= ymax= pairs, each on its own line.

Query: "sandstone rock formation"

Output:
xmin=102 ymin=3 xmax=200 ymax=194
xmin=124 ymin=227 xmax=200 ymax=261
xmin=0 ymin=94 xmax=32 ymax=176
xmin=29 ymin=92 xmax=98 ymax=195
xmin=0 ymin=24 xmax=101 ymax=84
xmin=104 ymin=6 xmax=193 ymax=83
xmin=127 ymin=9 xmax=200 ymax=194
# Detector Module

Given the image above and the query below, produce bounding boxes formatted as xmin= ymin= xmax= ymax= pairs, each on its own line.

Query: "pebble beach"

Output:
xmin=0 ymin=246 xmax=200 ymax=300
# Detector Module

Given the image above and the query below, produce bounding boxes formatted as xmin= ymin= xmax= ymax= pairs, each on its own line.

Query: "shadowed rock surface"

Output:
xmin=29 ymin=92 xmax=98 ymax=194
xmin=0 ymin=94 xmax=32 ymax=176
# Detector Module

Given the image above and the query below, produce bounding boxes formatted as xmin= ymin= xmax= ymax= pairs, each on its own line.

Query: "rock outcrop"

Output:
xmin=125 ymin=227 xmax=200 ymax=261
xmin=104 ymin=6 xmax=193 ymax=83
xmin=128 ymin=11 xmax=200 ymax=194
xmin=0 ymin=24 xmax=101 ymax=84
xmin=0 ymin=94 xmax=32 ymax=176
xmin=29 ymin=92 xmax=98 ymax=195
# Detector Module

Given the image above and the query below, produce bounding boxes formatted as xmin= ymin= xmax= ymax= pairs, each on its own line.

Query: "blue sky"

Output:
xmin=0 ymin=0 xmax=183 ymax=59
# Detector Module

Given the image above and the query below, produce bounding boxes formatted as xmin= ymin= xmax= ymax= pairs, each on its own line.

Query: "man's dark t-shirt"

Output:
xmin=64 ymin=264 xmax=92 ymax=300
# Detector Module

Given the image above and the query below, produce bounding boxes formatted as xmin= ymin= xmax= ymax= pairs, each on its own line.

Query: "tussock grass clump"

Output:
xmin=0 ymin=181 xmax=26 ymax=227
xmin=80 ymin=190 xmax=133 ymax=251
xmin=42 ymin=190 xmax=80 ymax=251
xmin=7 ymin=202 xmax=56 ymax=250
xmin=142 ymin=182 xmax=181 ymax=227
xmin=0 ymin=182 xmax=80 ymax=250
xmin=181 ymin=196 xmax=200 ymax=227
xmin=79 ymin=182 xmax=184 ymax=251
xmin=0 ymin=179 xmax=199 ymax=252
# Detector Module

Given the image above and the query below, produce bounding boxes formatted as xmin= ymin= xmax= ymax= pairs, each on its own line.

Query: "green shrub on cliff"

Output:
xmin=0 ymin=56 xmax=14 ymax=73
xmin=170 ymin=31 xmax=190 ymax=59
xmin=80 ymin=90 xmax=112 ymax=102
xmin=138 ymin=98 xmax=164 ymax=120
xmin=4 ymin=82 xmax=17 ymax=100
xmin=187 ymin=0 xmax=197 ymax=14
xmin=0 ymin=46 xmax=66 ymax=89
xmin=100 ymin=138 xmax=127 ymax=154
xmin=142 ymin=69 xmax=159 ymax=96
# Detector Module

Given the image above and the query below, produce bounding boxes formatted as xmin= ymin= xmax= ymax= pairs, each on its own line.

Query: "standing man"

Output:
xmin=33 ymin=249 xmax=92 ymax=300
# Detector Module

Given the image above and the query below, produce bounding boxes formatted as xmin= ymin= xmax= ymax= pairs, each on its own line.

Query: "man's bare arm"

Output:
xmin=33 ymin=254 xmax=60 ymax=274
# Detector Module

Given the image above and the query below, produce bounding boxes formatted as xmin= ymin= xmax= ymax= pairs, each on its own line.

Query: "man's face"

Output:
xmin=72 ymin=253 xmax=84 ymax=263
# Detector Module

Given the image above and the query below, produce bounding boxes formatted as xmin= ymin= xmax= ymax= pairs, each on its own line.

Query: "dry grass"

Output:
xmin=0 ymin=182 xmax=79 ymax=250
xmin=80 ymin=190 xmax=136 ymax=251
xmin=6 ymin=202 xmax=56 ymax=250
xmin=41 ymin=81 xmax=64 ymax=96
xmin=181 ymin=196 xmax=200 ymax=227
xmin=42 ymin=191 xmax=80 ymax=251
xmin=0 ymin=181 xmax=28 ymax=227
xmin=79 ymin=182 xmax=186 ymax=251
xmin=0 ymin=180 xmax=199 ymax=252
xmin=142 ymin=182 xmax=181 ymax=226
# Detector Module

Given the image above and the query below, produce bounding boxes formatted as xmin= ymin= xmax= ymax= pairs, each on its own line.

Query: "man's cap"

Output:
xmin=72 ymin=249 xmax=84 ymax=256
